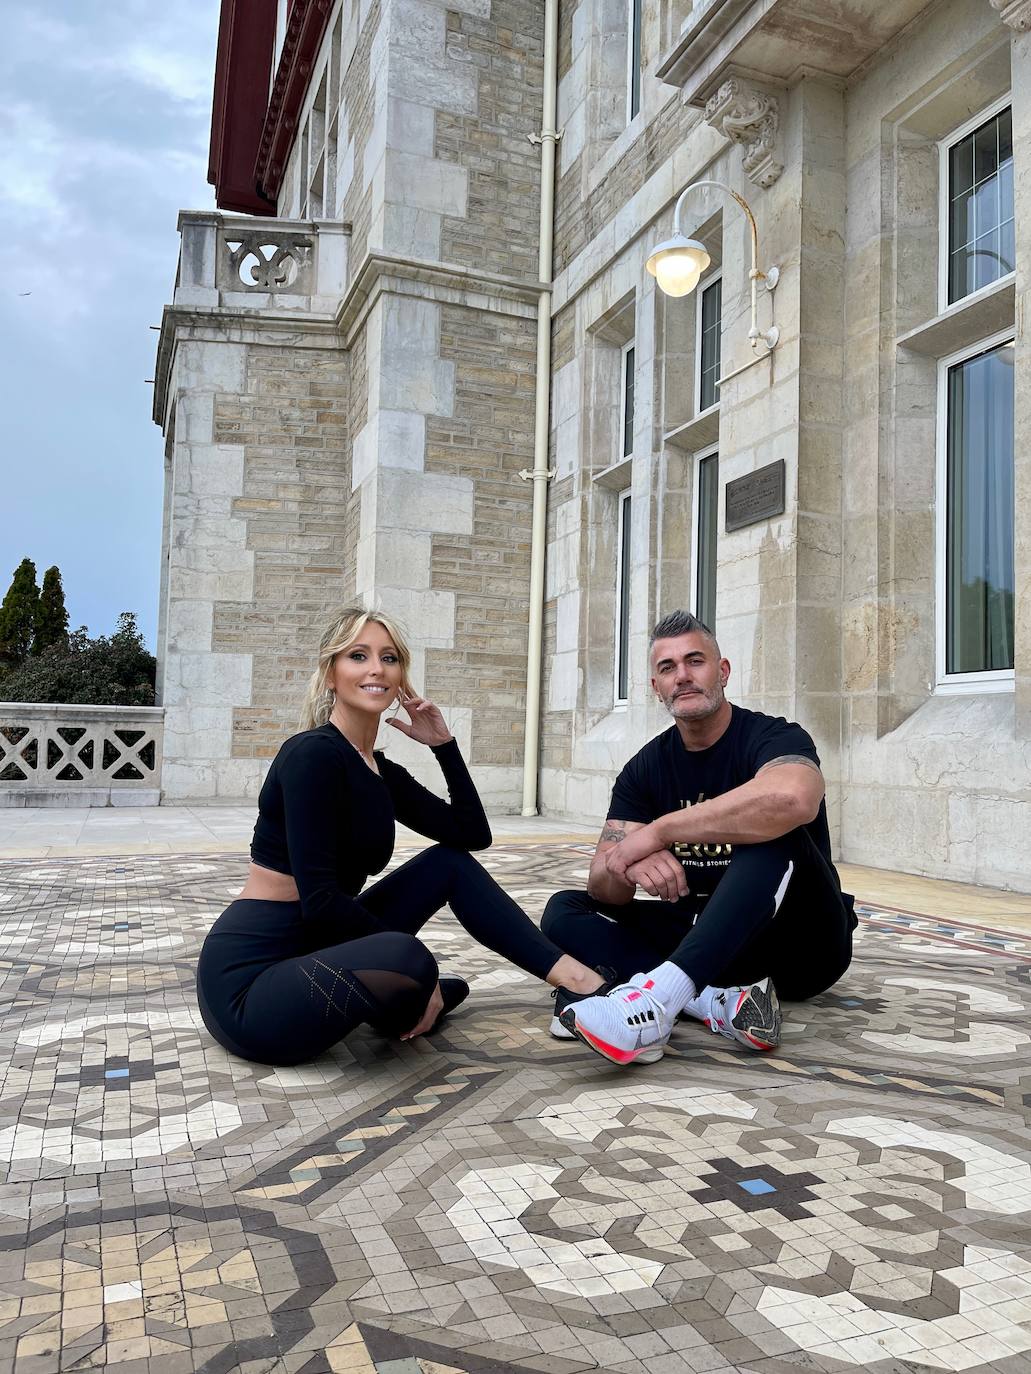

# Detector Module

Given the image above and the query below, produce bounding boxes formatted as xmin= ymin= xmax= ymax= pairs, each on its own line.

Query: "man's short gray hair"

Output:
xmin=649 ymin=610 xmax=720 ymax=655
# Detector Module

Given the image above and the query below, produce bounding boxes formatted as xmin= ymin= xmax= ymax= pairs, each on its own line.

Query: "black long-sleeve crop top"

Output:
xmin=250 ymin=724 xmax=492 ymax=937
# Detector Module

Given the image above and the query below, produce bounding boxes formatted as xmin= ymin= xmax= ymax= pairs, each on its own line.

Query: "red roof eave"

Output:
xmin=254 ymin=0 xmax=335 ymax=205
xmin=208 ymin=0 xmax=278 ymax=216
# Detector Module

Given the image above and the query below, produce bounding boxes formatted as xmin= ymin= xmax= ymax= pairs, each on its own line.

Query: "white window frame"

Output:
xmin=619 ymin=339 xmax=635 ymax=461
xmin=937 ymin=93 xmax=1012 ymax=313
xmin=691 ymin=445 xmax=719 ymax=630
xmin=614 ymin=489 xmax=633 ymax=706
xmin=694 ymin=269 xmax=723 ymax=418
xmin=625 ymin=0 xmax=642 ymax=125
xmin=934 ymin=327 xmax=1015 ymax=693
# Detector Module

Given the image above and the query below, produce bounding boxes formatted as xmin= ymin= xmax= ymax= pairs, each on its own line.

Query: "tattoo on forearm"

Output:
xmin=757 ymin=755 xmax=823 ymax=776
xmin=600 ymin=824 xmax=626 ymax=843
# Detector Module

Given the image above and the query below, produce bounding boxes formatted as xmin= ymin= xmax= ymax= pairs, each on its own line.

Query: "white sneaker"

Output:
xmin=548 ymin=968 xmax=617 ymax=1039
xmin=559 ymin=974 xmax=674 ymax=1065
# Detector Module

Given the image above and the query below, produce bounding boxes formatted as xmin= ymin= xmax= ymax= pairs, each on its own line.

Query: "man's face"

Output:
xmin=650 ymin=632 xmax=730 ymax=722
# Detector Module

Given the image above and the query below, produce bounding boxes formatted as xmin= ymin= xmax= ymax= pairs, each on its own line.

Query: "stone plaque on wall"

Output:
xmin=725 ymin=460 xmax=786 ymax=532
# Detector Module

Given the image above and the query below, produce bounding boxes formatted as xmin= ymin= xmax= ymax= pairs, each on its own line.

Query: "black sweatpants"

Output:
xmin=197 ymin=846 xmax=563 ymax=1066
xmin=542 ymin=828 xmax=856 ymax=1000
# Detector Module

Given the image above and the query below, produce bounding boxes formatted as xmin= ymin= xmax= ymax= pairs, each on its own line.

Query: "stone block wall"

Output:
xmin=337 ymin=1 xmax=379 ymax=265
xmin=424 ymin=304 xmax=536 ymax=769
xmin=210 ymin=342 xmax=355 ymax=760
xmin=436 ymin=0 xmax=544 ymax=280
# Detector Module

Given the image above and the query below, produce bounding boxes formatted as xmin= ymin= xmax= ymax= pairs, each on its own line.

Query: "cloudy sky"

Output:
xmin=1 ymin=2 xmax=220 ymax=648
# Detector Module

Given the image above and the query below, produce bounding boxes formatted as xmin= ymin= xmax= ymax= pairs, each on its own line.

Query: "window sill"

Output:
xmin=935 ymin=673 xmax=1014 ymax=697
xmin=592 ymin=455 xmax=633 ymax=490
xmin=897 ymin=275 xmax=1015 ymax=357
xmin=663 ymin=406 xmax=720 ymax=452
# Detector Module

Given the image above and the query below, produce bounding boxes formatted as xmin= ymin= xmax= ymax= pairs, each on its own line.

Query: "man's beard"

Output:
xmin=663 ymin=683 xmax=724 ymax=720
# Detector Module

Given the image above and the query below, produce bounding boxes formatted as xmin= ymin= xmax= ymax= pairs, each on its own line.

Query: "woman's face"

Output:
xmin=328 ymin=620 xmax=404 ymax=717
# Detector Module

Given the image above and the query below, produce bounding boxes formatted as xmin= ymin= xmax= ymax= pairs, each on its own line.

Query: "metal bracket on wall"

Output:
xmin=528 ymin=128 xmax=563 ymax=146
xmin=518 ymin=468 xmax=556 ymax=481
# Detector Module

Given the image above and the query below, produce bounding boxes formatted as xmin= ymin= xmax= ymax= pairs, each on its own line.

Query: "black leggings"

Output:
xmin=542 ymin=829 xmax=856 ymax=1001
xmin=197 ymin=846 xmax=564 ymax=1065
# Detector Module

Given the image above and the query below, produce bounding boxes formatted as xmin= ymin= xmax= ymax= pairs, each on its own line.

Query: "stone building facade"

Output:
xmin=155 ymin=0 xmax=1031 ymax=889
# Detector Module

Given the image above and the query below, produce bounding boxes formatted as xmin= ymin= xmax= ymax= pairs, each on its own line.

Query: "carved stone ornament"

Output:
xmin=990 ymin=0 xmax=1031 ymax=31
xmin=704 ymin=79 xmax=783 ymax=189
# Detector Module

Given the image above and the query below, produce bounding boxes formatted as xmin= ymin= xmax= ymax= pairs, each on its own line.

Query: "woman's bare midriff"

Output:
xmin=238 ymin=862 xmax=300 ymax=902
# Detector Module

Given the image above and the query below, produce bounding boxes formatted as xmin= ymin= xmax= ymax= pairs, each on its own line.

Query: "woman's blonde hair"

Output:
xmin=299 ymin=606 xmax=416 ymax=731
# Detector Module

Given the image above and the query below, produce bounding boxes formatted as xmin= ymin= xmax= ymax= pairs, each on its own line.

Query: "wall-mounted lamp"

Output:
xmin=646 ymin=179 xmax=780 ymax=351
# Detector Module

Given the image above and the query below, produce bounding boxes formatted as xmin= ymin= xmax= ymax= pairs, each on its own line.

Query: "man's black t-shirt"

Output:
xmin=608 ymin=705 xmax=834 ymax=903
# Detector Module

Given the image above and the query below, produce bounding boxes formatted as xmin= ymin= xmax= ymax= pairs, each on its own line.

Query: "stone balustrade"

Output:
xmin=172 ymin=210 xmax=348 ymax=315
xmin=0 ymin=703 xmax=164 ymax=808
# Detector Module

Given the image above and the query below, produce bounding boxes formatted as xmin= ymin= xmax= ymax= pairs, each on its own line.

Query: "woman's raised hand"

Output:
xmin=387 ymin=692 xmax=454 ymax=747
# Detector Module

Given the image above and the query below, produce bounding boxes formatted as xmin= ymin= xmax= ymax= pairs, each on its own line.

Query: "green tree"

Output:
xmin=0 ymin=612 xmax=156 ymax=706
xmin=33 ymin=566 xmax=69 ymax=655
xmin=0 ymin=559 xmax=40 ymax=672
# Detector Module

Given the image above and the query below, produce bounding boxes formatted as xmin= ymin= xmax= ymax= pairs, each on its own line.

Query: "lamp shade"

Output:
xmin=645 ymin=235 xmax=711 ymax=297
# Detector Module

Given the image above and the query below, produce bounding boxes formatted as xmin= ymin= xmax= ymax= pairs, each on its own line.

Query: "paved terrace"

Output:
xmin=1 ymin=808 xmax=1030 ymax=1374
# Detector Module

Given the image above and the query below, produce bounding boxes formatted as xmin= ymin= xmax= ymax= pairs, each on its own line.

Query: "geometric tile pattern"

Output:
xmin=1 ymin=844 xmax=1030 ymax=1371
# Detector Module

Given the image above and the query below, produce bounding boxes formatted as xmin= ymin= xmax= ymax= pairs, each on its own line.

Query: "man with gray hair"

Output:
xmin=544 ymin=610 xmax=856 ymax=1066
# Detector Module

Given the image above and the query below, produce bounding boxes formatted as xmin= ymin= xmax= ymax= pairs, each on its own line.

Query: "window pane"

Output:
xmin=696 ymin=455 xmax=719 ymax=632
xmin=950 ymin=138 xmax=973 ymax=196
xmin=947 ymin=107 xmax=1013 ymax=303
xmin=945 ymin=342 xmax=1014 ymax=674
xmin=1000 ymin=215 xmax=1015 ymax=277
xmin=949 ymin=249 xmax=973 ymax=303
xmin=972 ymin=228 xmax=1001 ymax=292
xmin=949 ymin=188 xmax=974 ymax=256
xmin=999 ymin=105 xmax=1012 ymax=163
xmin=973 ymin=120 xmax=997 ymax=184
xmin=699 ymin=278 xmax=722 ymax=412
xmin=628 ymin=0 xmax=642 ymax=120
xmin=622 ymin=346 xmax=635 ymax=458
xmin=971 ymin=176 xmax=999 ymax=243
xmin=616 ymin=495 xmax=632 ymax=699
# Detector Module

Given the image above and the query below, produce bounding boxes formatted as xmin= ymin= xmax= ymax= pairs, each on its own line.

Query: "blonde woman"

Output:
xmin=196 ymin=607 xmax=606 ymax=1065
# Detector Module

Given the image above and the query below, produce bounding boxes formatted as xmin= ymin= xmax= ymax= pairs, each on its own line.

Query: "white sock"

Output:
xmin=681 ymin=985 xmax=722 ymax=1024
xmin=643 ymin=961 xmax=697 ymax=1017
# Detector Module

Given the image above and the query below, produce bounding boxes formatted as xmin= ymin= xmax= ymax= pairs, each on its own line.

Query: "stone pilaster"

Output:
xmin=713 ymin=79 xmax=845 ymax=836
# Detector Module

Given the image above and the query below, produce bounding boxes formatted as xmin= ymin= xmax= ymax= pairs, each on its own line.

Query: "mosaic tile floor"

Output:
xmin=1 ymin=844 xmax=1029 ymax=1374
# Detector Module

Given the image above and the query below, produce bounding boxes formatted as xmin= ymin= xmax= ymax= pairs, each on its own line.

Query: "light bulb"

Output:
xmin=646 ymin=236 xmax=711 ymax=299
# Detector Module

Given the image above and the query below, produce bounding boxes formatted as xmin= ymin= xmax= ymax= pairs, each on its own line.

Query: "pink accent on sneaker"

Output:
xmin=626 ymin=991 xmax=641 ymax=1001
xmin=577 ymin=1023 xmax=646 ymax=1065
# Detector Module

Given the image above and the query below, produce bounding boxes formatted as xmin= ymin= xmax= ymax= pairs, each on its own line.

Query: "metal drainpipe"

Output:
xmin=520 ymin=0 xmax=560 ymax=816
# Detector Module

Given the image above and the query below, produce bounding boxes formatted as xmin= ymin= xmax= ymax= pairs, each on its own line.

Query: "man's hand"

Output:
xmin=400 ymin=981 xmax=444 ymax=1040
xmin=625 ymin=851 xmax=688 ymax=902
xmin=604 ymin=822 xmax=666 ymax=879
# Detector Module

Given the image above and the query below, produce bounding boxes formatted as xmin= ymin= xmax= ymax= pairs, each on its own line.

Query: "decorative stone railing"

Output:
xmin=171 ymin=211 xmax=348 ymax=314
xmin=0 ymin=704 xmax=164 ymax=808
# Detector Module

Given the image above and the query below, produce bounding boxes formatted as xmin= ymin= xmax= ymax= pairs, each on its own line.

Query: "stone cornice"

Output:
xmin=656 ymin=0 xmax=754 ymax=92
xmin=990 ymin=0 xmax=1031 ymax=30
xmin=336 ymin=252 xmax=544 ymax=344
xmin=208 ymin=0 xmax=277 ymax=214
xmin=254 ymin=0 xmax=333 ymax=203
